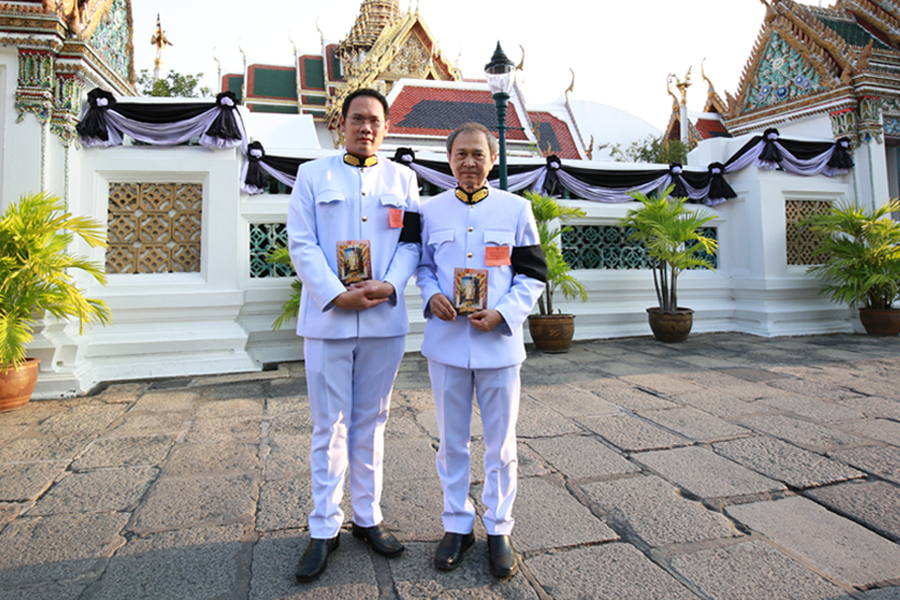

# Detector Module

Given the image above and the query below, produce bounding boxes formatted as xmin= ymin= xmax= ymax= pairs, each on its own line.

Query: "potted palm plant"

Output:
xmin=524 ymin=191 xmax=588 ymax=353
xmin=0 ymin=191 xmax=111 ymax=411
xmin=802 ymin=198 xmax=900 ymax=336
xmin=618 ymin=186 xmax=717 ymax=342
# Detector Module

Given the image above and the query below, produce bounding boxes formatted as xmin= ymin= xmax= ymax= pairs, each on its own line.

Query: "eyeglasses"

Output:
xmin=348 ymin=115 xmax=385 ymax=128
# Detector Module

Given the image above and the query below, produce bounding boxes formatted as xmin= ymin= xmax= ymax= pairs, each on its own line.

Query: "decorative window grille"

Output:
xmin=785 ymin=200 xmax=830 ymax=265
xmin=561 ymin=225 xmax=717 ymax=270
xmin=250 ymin=223 xmax=294 ymax=278
xmin=106 ymin=183 xmax=202 ymax=274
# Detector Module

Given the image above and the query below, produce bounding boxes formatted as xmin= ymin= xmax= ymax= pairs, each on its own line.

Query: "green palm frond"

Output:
xmin=619 ymin=186 xmax=718 ymax=312
xmin=0 ymin=191 xmax=112 ymax=367
xmin=265 ymin=245 xmax=303 ymax=330
xmin=802 ymin=198 xmax=900 ymax=309
xmin=524 ymin=191 xmax=588 ymax=315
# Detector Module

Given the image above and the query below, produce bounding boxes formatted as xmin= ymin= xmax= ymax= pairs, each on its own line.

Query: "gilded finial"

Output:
xmin=151 ymin=13 xmax=173 ymax=71
xmin=565 ymin=69 xmax=575 ymax=97
xmin=516 ymin=45 xmax=525 ymax=71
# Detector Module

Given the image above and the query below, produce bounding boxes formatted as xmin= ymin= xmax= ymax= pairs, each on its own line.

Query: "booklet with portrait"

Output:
xmin=337 ymin=240 xmax=372 ymax=286
xmin=453 ymin=268 xmax=488 ymax=315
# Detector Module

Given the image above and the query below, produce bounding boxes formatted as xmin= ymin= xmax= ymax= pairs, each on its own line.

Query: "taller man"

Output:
xmin=287 ymin=89 xmax=420 ymax=582
xmin=416 ymin=123 xmax=547 ymax=578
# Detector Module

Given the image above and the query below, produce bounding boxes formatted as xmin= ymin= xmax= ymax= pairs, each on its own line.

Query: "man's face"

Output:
xmin=448 ymin=130 xmax=496 ymax=193
xmin=340 ymin=96 xmax=388 ymax=157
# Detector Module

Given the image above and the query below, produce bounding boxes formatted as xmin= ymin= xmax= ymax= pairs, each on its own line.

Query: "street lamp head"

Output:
xmin=484 ymin=42 xmax=516 ymax=96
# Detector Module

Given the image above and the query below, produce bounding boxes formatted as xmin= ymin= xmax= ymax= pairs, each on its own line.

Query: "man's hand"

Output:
xmin=349 ymin=279 xmax=395 ymax=300
xmin=428 ymin=293 xmax=457 ymax=321
xmin=468 ymin=309 xmax=504 ymax=333
xmin=333 ymin=284 xmax=390 ymax=311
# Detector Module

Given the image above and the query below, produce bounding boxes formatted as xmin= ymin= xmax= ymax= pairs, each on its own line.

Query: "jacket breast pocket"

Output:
xmin=484 ymin=230 xmax=515 ymax=247
xmin=428 ymin=228 xmax=455 ymax=248
xmin=379 ymin=194 xmax=406 ymax=209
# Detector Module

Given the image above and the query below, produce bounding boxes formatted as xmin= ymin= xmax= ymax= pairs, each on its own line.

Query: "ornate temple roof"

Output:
xmin=336 ymin=0 xmax=403 ymax=56
xmin=725 ymin=0 xmax=900 ymax=138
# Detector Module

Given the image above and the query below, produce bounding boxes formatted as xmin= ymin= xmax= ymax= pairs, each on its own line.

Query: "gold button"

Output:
xmin=362 ymin=191 xmax=367 ymax=196
xmin=362 ymin=216 xmax=368 ymax=222
xmin=467 ymin=252 xmax=473 ymax=258
xmin=468 ymin=227 xmax=474 ymax=232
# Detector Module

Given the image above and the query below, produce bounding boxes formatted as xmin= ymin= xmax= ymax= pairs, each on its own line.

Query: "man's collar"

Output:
xmin=455 ymin=186 xmax=489 ymax=206
xmin=343 ymin=153 xmax=378 ymax=168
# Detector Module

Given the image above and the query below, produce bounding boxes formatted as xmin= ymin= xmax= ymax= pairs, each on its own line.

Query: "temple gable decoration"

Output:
xmin=326 ymin=0 xmax=461 ymax=134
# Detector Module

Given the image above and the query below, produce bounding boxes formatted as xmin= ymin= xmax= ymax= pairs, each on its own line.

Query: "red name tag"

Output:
xmin=485 ymin=246 xmax=511 ymax=266
xmin=389 ymin=208 xmax=404 ymax=228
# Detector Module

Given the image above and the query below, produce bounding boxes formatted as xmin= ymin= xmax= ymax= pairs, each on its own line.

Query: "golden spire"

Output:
xmin=338 ymin=0 xmax=402 ymax=54
xmin=151 ymin=14 xmax=173 ymax=75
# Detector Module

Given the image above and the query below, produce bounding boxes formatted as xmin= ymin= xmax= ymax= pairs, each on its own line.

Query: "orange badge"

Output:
xmin=485 ymin=246 xmax=511 ymax=266
xmin=389 ymin=208 xmax=404 ymax=228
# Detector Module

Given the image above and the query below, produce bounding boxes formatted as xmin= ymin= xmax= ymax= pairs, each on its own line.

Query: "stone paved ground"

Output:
xmin=2 ymin=332 xmax=900 ymax=599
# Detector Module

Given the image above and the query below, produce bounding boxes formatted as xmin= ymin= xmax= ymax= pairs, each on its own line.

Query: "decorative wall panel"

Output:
xmin=107 ymin=182 xmax=202 ymax=274
xmin=785 ymin=200 xmax=830 ymax=265
xmin=249 ymin=223 xmax=293 ymax=278
xmin=562 ymin=226 xmax=717 ymax=270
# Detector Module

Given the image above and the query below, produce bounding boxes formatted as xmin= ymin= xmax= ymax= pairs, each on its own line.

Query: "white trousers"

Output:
xmin=303 ymin=335 xmax=405 ymax=539
xmin=428 ymin=360 xmax=520 ymax=536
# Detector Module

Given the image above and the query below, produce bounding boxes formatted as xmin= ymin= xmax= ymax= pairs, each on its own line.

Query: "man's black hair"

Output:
xmin=342 ymin=89 xmax=390 ymax=120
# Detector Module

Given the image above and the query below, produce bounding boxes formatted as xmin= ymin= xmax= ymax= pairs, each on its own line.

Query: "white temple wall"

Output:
xmin=1 ymin=50 xmax=44 ymax=207
xmin=11 ymin=122 xmax=869 ymax=397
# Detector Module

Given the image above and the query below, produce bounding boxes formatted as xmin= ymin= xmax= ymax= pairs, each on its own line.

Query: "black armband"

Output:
xmin=399 ymin=212 xmax=421 ymax=244
xmin=511 ymin=244 xmax=548 ymax=283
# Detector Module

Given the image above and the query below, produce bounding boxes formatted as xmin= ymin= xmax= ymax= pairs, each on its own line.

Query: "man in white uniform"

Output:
xmin=416 ymin=123 xmax=547 ymax=578
xmin=287 ymin=89 xmax=420 ymax=582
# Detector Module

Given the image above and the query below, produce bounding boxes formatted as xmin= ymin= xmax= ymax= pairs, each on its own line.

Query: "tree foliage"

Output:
xmin=136 ymin=69 xmax=212 ymax=98
xmin=598 ymin=135 xmax=690 ymax=165
xmin=266 ymin=246 xmax=302 ymax=331
xmin=802 ymin=199 xmax=900 ymax=310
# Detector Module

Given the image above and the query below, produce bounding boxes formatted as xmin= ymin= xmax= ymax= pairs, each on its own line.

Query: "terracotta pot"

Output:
xmin=528 ymin=314 xmax=576 ymax=353
xmin=647 ymin=307 xmax=694 ymax=343
xmin=0 ymin=358 xmax=40 ymax=412
xmin=858 ymin=308 xmax=900 ymax=336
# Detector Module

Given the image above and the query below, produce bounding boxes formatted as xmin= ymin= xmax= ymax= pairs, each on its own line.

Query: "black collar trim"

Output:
xmin=455 ymin=186 xmax=489 ymax=205
xmin=343 ymin=153 xmax=378 ymax=168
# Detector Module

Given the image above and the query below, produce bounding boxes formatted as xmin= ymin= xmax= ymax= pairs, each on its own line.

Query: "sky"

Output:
xmin=130 ymin=0 xmax=797 ymax=132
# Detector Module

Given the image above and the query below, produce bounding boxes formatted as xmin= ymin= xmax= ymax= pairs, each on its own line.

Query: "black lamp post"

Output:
xmin=485 ymin=42 xmax=515 ymax=191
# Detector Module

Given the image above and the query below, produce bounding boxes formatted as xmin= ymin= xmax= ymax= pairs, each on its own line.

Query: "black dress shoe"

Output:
xmin=487 ymin=534 xmax=518 ymax=578
xmin=434 ymin=531 xmax=475 ymax=571
xmin=351 ymin=522 xmax=405 ymax=557
xmin=295 ymin=535 xmax=340 ymax=583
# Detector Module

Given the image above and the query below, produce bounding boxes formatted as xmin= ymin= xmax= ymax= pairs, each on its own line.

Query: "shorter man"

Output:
xmin=416 ymin=122 xmax=547 ymax=577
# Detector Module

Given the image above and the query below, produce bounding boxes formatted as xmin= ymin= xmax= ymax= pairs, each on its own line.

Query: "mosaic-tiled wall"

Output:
xmin=785 ymin=200 xmax=830 ymax=266
xmin=107 ymin=183 xmax=202 ymax=274
xmin=562 ymin=225 xmax=718 ymax=270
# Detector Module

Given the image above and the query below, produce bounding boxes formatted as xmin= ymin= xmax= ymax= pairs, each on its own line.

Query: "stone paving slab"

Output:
xmin=713 ymin=435 xmax=865 ymax=489
xmin=839 ymin=396 xmax=900 ymax=421
xmin=635 ymin=445 xmax=785 ymax=500
xmin=28 ymin=466 xmax=157 ymax=515
xmin=667 ymin=539 xmax=848 ymax=600
xmin=390 ymin=541 xmax=538 ymax=600
xmin=0 ymin=461 xmax=67 ymax=501
xmin=526 ymin=543 xmax=700 ymax=600
xmin=162 ymin=441 xmax=259 ymax=476
xmin=756 ymin=394 xmax=866 ymax=423
xmin=0 ymin=512 xmax=129 ymax=587
xmin=583 ymin=384 xmax=680 ymax=411
xmin=580 ymin=474 xmax=741 ymax=548
xmin=250 ymin=530 xmax=379 ymax=600
xmin=515 ymin=397 xmax=583 ymax=438
xmin=0 ymin=433 xmax=93 ymax=462
xmin=805 ymin=480 xmax=900 ymax=543
xmin=727 ymin=495 xmax=900 ymax=588
xmin=36 ymin=404 xmax=127 ymax=435
xmin=476 ymin=476 xmax=618 ymax=553
xmin=522 ymin=384 xmax=621 ymax=417
xmin=88 ymin=523 xmax=250 ymax=600
xmin=640 ymin=406 xmax=752 ymax=442
xmin=829 ymin=445 xmax=900 ymax=485
xmin=737 ymin=414 xmax=866 ymax=452
xmin=262 ymin=434 xmax=311 ymax=480
xmin=71 ymin=434 xmax=175 ymax=470
xmin=837 ymin=418 xmax=900 ymax=447
xmin=670 ymin=389 xmax=771 ymax=419
xmin=129 ymin=390 xmax=199 ymax=412
xmin=132 ymin=474 xmax=258 ymax=533
xmin=257 ymin=476 xmax=313 ymax=532
xmin=383 ymin=438 xmax=439 ymax=482
xmin=578 ymin=413 xmax=690 ymax=452
xmin=524 ymin=434 xmax=639 ymax=481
